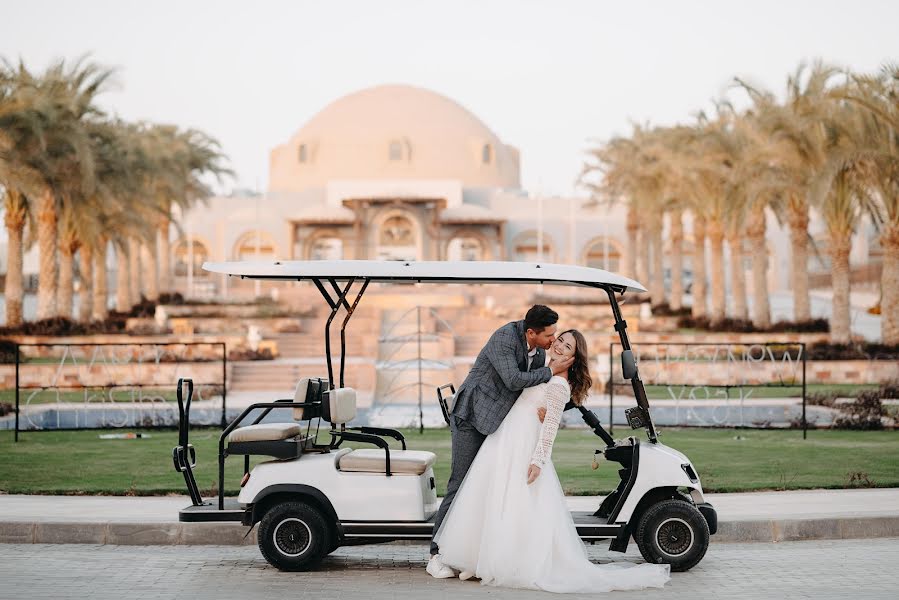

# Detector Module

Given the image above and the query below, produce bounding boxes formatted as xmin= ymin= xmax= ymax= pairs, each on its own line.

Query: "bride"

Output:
xmin=433 ymin=329 xmax=670 ymax=593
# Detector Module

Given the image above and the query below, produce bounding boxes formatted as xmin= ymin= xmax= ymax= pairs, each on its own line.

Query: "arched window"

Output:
xmin=233 ymin=231 xmax=278 ymax=261
xmin=582 ymin=236 xmax=623 ymax=272
xmin=173 ymin=239 xmax=210 ymax=277
xmin=376 ymin=213 xmax=419 ymax=261
xmin=481 ymin=143 xmax=492 ymax=164
xmin=511 ymin=230 xmax=555 ymax=263
xmin=447 ymin=236 xmax=486 ymax=261
xmin=298 ymin=144 xmax=308 ymax=163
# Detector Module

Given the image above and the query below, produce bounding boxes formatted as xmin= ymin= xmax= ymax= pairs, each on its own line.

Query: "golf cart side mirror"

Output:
xmin=621 ymin=350 xmax=637 ymax=380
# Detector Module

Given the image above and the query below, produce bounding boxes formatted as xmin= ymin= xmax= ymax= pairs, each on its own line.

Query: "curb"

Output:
xmin=3 ymin=516 xmax=899 ymax=546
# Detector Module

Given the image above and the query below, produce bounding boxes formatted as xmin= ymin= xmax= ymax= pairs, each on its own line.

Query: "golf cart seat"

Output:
xmin=324 ymin=386 xmax=437 ymax=476
xmin=225 ymin=377 xmax=327 ymax=459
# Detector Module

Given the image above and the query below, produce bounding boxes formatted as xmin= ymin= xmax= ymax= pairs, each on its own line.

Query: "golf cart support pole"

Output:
xmin=339 ymin=279 xmax=370 ymax=388
xmin=311 ymin=278 xmax=356 ymax=388
xmin=603 ymin=286 xmax=658 ymax=443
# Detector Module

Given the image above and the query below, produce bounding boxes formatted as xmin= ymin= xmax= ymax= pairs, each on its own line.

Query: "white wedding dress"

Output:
xmin=434 ymin=373 xmax=670 ymax=593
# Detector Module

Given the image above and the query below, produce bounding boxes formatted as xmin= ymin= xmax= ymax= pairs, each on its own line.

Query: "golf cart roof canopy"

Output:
xmin=202 ymin=260 xmax=647 ymax=293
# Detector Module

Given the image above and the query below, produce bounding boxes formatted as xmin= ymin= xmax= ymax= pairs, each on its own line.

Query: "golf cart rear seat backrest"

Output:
xmin=321 ymin=387 xmax=357 ymax=425
xmin=292 ymin=377 xmax=329 ymax=421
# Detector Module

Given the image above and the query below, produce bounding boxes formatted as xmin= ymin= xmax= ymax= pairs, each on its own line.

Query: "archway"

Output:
xmin=233 ymin=230 xmax=278 ymax=261
xmin=173 ymin=238 xmax=210 ymax=277
xmin=581 ymin=236 xmax=623 ymax=271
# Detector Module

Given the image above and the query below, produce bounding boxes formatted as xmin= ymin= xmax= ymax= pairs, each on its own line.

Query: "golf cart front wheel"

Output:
xmin=258 ymin=501 xmax=329 ymax=571
xmin=635 ymin=499 xmax=709 ymax=572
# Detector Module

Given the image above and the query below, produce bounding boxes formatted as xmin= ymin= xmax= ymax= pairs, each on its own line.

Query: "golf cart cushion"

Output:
xmin=227 ymin=422 xmax=301 ymax=443
xmin=338 ymin=449 xmax=436 ymax=475
xmin=322 ymin=387 xmax=357 ymax=424
xmin=292 ymin=377 xmax=328 ymax=421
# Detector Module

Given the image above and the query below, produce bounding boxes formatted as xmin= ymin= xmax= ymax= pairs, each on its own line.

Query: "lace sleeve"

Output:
xmin=530 ymin=377 xmax=570 ymax=467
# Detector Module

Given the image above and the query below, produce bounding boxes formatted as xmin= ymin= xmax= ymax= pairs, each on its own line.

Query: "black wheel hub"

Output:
xmin=274 ymin=518 xmax=311 ymax=557
xmin=657 ymin=518 xmax=692 ymax=557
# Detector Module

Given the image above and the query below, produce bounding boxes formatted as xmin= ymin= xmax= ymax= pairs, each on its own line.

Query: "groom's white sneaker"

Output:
xmin=426 ymin=554 xmax=456 ymax=579
xmin=459 ymin=570 xmax=476 ymax=581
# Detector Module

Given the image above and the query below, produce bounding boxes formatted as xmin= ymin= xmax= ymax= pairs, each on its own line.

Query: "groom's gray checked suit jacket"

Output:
xmin=451 ymin=319 xmax=553 ymax=435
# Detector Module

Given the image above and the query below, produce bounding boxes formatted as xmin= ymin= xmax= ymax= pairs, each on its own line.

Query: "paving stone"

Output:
xmin=1 ymin=539 xmax=897 ymax=599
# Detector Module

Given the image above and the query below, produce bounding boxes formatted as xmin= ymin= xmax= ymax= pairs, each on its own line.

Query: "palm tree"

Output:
xmin=837 ymin=64 xmax=899 ymax=344
xmin=738 ymin=62 xmax=841 ymax=323
xmin=668 ymin=207 xmax=685 ymax=311
xmin=0 ymin=58 xmax=113 ymax=321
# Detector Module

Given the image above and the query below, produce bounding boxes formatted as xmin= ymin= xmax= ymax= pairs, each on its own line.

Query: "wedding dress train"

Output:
xmin=434 ymin=375 xmax=670 ymax=593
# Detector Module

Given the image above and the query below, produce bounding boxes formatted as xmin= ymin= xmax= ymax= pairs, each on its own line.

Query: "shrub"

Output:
xmin=0 ymin=339 xmax=18 ymax=364
xmin=676 ymin=316 xmax=829 ymax=334
xmin=0 ymin=401 xmax=13 ymax=416
xmin=833 ymin=390 xmax=885 ymax=430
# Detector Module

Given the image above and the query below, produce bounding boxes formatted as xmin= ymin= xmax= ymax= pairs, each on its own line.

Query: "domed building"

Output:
xmin=175 ymin=84 xmax=635 ymax=296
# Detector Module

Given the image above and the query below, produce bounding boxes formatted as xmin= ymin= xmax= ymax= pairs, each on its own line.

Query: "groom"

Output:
xmin=427 ymin=304 xmax=574 ymax=578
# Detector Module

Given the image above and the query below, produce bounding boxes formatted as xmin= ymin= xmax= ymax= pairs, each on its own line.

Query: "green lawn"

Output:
xmin=2 ymin=427 xmax=897 ymax=497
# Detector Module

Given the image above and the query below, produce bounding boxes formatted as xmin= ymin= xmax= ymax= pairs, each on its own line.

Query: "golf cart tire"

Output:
xmin=635 ymin=499 xmax=709 ymax=572
xmin=258 ymin=501 xmax=329 ymax=571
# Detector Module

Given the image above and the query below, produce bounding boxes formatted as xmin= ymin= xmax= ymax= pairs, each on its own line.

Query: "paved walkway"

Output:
xmin=2 ymin=488 xmax=898 ymax=545
xmin=1 ymin=538 xmax=896 ymax=599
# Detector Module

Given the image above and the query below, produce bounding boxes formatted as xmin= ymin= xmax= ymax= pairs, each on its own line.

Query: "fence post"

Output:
xmin=801 ymin=342 xmax=807 ymax=440
xmin=608 ymin=342 xmax=614 ymax=436
xmin=14 ymin=343 xmax=20 ymax=442
xmin=221 ymin=342 xmax=228 ymax=429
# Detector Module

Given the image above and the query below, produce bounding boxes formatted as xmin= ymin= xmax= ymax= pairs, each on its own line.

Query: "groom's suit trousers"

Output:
xmin=430 ymin=413 xmax=485 ymax=555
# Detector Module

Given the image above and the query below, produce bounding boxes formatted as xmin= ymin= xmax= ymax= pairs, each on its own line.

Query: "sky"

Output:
xmin=1 ymin=0 xmax=898 ymax=196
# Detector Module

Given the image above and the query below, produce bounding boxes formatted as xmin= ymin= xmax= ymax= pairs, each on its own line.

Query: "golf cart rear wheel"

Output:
xmin=635 ymin=499 xmax=709 ymax=572
xmin=258 ymin=501 xmax=328 ymax=571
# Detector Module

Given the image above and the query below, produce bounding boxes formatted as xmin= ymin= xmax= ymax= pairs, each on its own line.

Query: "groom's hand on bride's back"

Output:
xmin=551 ymin=356 xmax=574 ymax=375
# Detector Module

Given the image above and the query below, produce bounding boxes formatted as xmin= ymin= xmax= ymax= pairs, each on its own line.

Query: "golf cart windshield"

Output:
xmin=202 ymin=259 xmax=657 ymax=441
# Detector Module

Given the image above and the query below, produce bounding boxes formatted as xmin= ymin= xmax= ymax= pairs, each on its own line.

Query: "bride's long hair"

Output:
xmin=558 ymin=329 xmax=592 ymax=406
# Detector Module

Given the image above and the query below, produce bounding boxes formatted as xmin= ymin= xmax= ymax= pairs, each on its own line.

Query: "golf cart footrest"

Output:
xmin=179 ymin=500 xmax=248 ymax=523
xmin=227 ymin=437 xmax=309 ymax=459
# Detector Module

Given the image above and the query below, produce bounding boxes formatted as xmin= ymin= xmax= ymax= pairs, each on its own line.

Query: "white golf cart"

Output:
xmin=172 ymin=260 xmax=716 ymax=572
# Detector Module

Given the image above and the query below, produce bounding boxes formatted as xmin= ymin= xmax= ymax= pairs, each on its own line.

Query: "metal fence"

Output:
xmin=12 ymin=342 xmax=227 ymax=440
xmin=607 ymin=342 xmax=809 ymax=437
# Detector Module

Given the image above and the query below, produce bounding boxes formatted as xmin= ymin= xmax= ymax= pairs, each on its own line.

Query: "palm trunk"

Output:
xmin=129 ymin=237 xmax=141 ymax=304
xmin=707 ymin=219 xmax=726 ymax=325
xmin=669 ymin=210 xmax=684 ymax=311
xmin=158 ymin=220 xmax=172 ymax=295
xmin=789 ymin=200 xmax=811 ymax=321
xmin=57 ymin=241 xmax=76 ymax=320
xmin=142 ymin=237 xmax=159 ymax=302
xmin=625 ymin=207 xmax=638 ymax=279
xmin=115 ymin=243 xmax=131 ymax=313
xmin=92 ymin=240 xmax=109 ymax=321
xmin=636 ymin=229 xmax=650 ymax=287
xmin=3 ymin=195 xmax=26 ymax=328
xmin=828 ymin=236 xmax=852 ymax=344
xmin=77 ymin=246 xmax=93 ymax=323
xmin=691 ymin=215 xmax=707 ymax=318
xmin=649 ymin=214 xmax=665 ymax=307
xmin=727 ymin=225 xmax=748 ymax=321
xmin=747 ymin=205 xmax=771 ymax=329
xmin=880 ymin=223 xmax=899 ymax=345
xmin=36 ymin=189 xmax=58 ymax=320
